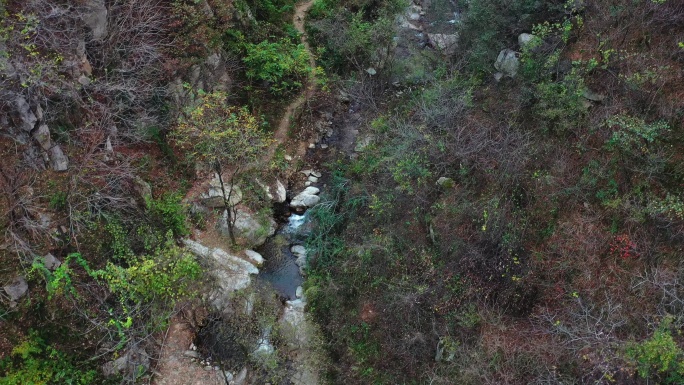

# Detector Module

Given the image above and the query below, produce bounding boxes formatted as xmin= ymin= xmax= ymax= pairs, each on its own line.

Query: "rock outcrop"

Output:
xmin=221 ymin=208 xmax=276 ymax=247
xmin=201 ymin=173 xmax=243 ymax=208
xmin=13 ymin=96 xmax=37 ymax=132
xmin=428 ymin=33 xmax=459 ymax=56
xmin=183 ymin=239 xmax=260 ymax=310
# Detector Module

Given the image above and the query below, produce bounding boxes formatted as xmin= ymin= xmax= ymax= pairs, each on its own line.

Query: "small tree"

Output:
xmin=172 ymin=91 xmax=271 ymax=244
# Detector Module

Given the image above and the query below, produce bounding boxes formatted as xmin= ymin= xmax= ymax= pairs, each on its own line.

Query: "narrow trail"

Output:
xmin=267 ymin=0 xmax=317 ymax=161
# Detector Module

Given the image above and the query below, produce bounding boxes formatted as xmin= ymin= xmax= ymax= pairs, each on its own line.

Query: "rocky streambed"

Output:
xmin=160 ymin=165 xmax=327 ymax=385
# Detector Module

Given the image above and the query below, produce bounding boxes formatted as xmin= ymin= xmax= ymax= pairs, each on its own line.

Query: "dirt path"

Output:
xmin=268 ymin=0 xmax=317 ymax=161
xmin=153 ymin=314 xmax=225 ymax=385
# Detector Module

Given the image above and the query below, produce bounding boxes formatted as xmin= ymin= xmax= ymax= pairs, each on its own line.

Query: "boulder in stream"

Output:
xmin=290 ymin=187 xmax=320 ymax=209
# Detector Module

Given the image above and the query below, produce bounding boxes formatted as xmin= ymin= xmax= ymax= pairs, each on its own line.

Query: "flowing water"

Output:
xmin=256 ymin=212 xmax=311 ymax=300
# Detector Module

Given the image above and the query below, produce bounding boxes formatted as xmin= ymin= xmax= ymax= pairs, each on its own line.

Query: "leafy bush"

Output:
xmin=456 ymin=0 xmax=566 ymax=74
xmin=532 ymin=70 xmax=587 ymax=136
xmin=626 ymin=317 xmax=684 ymax=384
xmin=605 ymin=114 xmax=670 ymax=155
xmin=308 ymin=4 xmax=399 ymax=72
xmin=243 ymin=39 xmax=311 ymax=94
xmin=146 ymin=192 xmax=189 ymax=238
xmin=95 ymin=236 xmax=202 ymax=303
xmin=0 ymin=331 xmax=98 ymax=385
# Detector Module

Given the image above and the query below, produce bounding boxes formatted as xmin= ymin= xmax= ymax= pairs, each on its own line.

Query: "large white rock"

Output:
xmin=291 ymin=245 xmax=307 ymax=258
xmin=244 ymin=250 xmax=265 ymax=266
xmin=184 ymin=239 xmax=261 ymax=309
xmin=281 ymin=298 xmax=308 ymax=347
xmin=290 ymin=187 xmax=321 ymax=209
xmin=252 ymin=327 xmax=274 ymax=358
xmin=494 ymin=49 xmax=519 ymax=78
xmin=279 ymin=298 xmax=321 ymax=385
xmin=256 ymin=178 xmax=287 ymax=203
xmin=518 ymin=33 xmax=536 ymax=48
xmin=274 ymin=180 xmax=287 ymax=203
xmin=183 ymin=239 xmax=211 ymax=257
xmin=211 ymin=248 xmax=259 ymax=276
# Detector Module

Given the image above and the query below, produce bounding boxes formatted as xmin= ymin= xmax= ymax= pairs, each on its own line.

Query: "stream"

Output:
xmin=255 ymin=212 xmax=310 ymax=300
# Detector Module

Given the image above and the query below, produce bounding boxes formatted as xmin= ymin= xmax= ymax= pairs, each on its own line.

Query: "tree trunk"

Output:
xmin=215 ymin=161 xmax=236 ymax=245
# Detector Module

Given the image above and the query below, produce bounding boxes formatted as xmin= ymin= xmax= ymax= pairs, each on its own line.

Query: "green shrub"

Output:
xmin=0 ymin=331 xmax=98 ymax=385
xmin=605 ymin=114 xmax=669 ymax=155
xmin=390 ymin=154 xmax=431 ymax=195
xmin=532 ymin=70 xmax=587 ymax=135
xmin=48 ymin=191 xmax=67 ymax=211
xmin=243 ymin=39 xmax=311 ymax=94
xmin=626 ymin=316 xmax=684 ymax=384
xmin=456 ymin=0 xmax=566 ymax=74
xmin=31 ymin=253 xmax=92 ymax=300
xmin=146 ymin=192 xmax=189 ymax=237
xmin=94 ymin=235 xmax=202 ymax=303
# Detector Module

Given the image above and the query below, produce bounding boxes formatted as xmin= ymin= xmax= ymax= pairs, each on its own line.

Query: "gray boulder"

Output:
xmin=202 ymin=173 xmax=242 ymax=208
xmin=14 ymin=96 xmax=37 ymax=132
xmin=518 ymin=33 xmax=537 ymax=49
xmin=3 ymin=276 xmax=28 ymax=302
xmin=102 ymin=347 xmax=149 ymax=378
xmin=42 ymin=253 xmax=62 ymax=271
xmin=428 ymin=33 xmax=459 ymax=56
xmin=49 ymin=145 xmax=69 ymax=171
xmin=244 ymin=250 xmax=264 ymax=266
xmin=290 ymin=187 xmax=320 ymax=209
xmin=256 ymin=178 xmax=287 ymax=203
xmin=133 ymin=177 xmax=152 ymax=201
xmin=183 ymin=239 xmax=260 ymax=309
xmin=82 ymin=0 xmax=108 ymax=41
xmin=494 ymin=49 xmax=519 ymax=78
xmin=227 ymin=208 xmax=276 ymax=247
xmin=436 ymin=177 xmax=455 ymax=188
xmin=292 ymin=245 xmax=308 ymax=271
xmin=33 ymin=124 xmax=51 ymax=151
